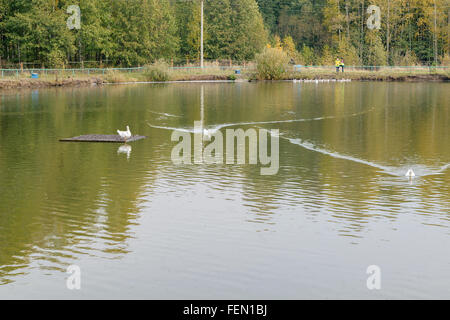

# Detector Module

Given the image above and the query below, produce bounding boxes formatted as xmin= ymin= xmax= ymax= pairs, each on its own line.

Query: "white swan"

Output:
xmin=203 ymin=128 xmax=211 ymax=139
xmin=117 ymin=126 xmax=132 ymax=142
xmin=405 ymin=168 xmax=416 ymax=178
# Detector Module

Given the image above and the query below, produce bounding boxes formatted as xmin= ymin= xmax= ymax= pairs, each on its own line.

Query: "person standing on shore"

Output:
xmin=340 ymin=58 xmax=345 ymax=72
xmin=335 ymin=58 xmax=341 ymax=72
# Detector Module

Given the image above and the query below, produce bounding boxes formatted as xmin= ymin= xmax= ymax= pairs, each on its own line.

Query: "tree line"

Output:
xmin=0 ymin=0 xmax=448 ymax=68
xmin=257 ymin=0 xmax=449 ymax=66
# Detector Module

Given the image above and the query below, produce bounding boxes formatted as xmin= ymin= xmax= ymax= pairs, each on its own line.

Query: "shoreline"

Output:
xmin=287 ymin=73 xmax=450 ymax=82
xmin=0 ymin=73 xmax=448 ymax=89
xmin=0 ymin=77 xmax=104 ymax=89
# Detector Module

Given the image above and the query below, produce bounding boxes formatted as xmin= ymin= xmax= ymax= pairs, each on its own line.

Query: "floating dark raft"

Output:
xmin=59 ymin=134 xmax=146 ymax=143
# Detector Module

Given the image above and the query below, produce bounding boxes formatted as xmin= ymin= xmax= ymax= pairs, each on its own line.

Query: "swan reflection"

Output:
xmin=117 ymin=144 xmax=132 ymax=159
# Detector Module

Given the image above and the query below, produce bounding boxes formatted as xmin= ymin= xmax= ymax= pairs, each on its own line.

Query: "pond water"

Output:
xmin=0 ymin=81 xmax=449 ymax=299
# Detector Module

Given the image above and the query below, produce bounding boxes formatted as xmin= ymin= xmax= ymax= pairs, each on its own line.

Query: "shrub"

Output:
xmin=255 ymin=47 xmax=290 ymax=80
xmin=300 ymin=44 xmax=315 ymax=65
xmin=282 ymin=36 xmax=300 ymax=62
xmin=320 ymin=45 xmax=335 ymax=66
xmin=143 ymin=60 xmax=171 ymax=81
xmin=46 ymin=50 xmax=66 ymax=68
xmin=391 ymin=50 xmax=420 ymax=66
xmin=104 ymin=70 xmax=129 ymax=83
xmin=337 ymin=39 xmax=360 ymax=66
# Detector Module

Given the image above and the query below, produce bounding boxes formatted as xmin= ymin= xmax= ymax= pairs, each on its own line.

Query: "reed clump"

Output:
xmin=143 ymin=60 xmax=171 ymax=82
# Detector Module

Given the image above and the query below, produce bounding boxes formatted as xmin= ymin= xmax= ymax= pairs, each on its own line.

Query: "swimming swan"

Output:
xmin=405 ymin=168 xmax=415 ymax=178
xmin=203 ymin=129 xmax=211 ymax=138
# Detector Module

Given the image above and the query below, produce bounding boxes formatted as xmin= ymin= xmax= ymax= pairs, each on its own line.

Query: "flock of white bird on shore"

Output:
xmin=293 ymin=79 xmax=352 ymax=83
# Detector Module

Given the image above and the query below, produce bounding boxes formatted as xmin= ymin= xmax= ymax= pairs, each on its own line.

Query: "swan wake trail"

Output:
xmin=206 ymin=108 xmax=373 ymax=131
xmin=283 ymin=136 xmax=450 ymax=177
xmin=146 ymin=108 xmax=449 ymax=178
xmin=149 ymin=111 xmax=182 ymax=118
xmin=147 ymin=122 xmax=192 ymax=133
xmin=286 ymin=137 xmax=397 ymax=175
xmin=147 ymin=108 xmax=373 ymax=133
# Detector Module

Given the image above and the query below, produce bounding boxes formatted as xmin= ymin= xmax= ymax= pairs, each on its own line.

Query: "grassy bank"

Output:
xmin=276 ymin=68 xmax=450 ymax=81
xmin=0 ymin=67 xmax=448 ymax=89
xmin=0 ymin=76 xmax=104 ymax=89
xmin=0 ymin=68 xmax=235 ymax=89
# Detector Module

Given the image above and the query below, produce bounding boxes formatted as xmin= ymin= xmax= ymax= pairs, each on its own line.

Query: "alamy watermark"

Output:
xmin=67 ymin=5 xmax=81 ymax=30
xmin=366 ymin=265 xmax=381 ymax=290
xmin=66 ymin=264 xmax=81 ymax=290
xmin=366 ymin=5 xmax=381 ymax=30
xmin=171 ymin=122 xmax=279 ymax=175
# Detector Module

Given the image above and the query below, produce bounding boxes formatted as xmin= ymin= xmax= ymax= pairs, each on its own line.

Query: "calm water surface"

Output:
xmin=0 ymin=81 xmax=449 ymax=299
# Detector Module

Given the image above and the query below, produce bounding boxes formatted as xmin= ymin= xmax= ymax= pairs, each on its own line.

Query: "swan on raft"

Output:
xmin=117 ymin=126 xmax=132 ymax=142
xmin=405 ymin=168 xmax=416 ymax=178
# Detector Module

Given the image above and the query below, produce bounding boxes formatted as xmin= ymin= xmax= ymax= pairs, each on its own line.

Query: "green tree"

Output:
xmin=228 ymin=0 xmax=267 ymax=61
xmin=282 ymin=35 xmax=299 ymax=61
xmin=205 ymin=0 xmax=267 ymax=61
xmin=109 ymin=0 xmax=178 ymax=66
xmin=300 ymin=44 xmax=315 ymax=65
xmin=0 ymin=0 xmax=448 ymax=67
xmin=3 ymin=0 xmax=75 ymax=67
xmin=364 ymin=31 xmax=387 ymax=66
xmin=205 ymin=0 xmax=233 ymax=59
xmin=174 ymin=0 xmax=202 ymax=61
xmin=323 ymin=0 xmax=346 ymax=43
xmin=336 ymin=38 xmax=360 ymax=65
xmin=60 ymin=0 xmax=113 ymax=66
xmin=320 ymin=44 xmax=335 ymax=65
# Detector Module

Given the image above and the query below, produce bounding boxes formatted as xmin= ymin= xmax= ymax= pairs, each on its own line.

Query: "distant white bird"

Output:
xmin=117 ymin=126 xmax=132 ymax=142
xmin=405 ymin=168 xmax=415 ymax=178
xmin=203 ymin=128 xmax=211 ymax=139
